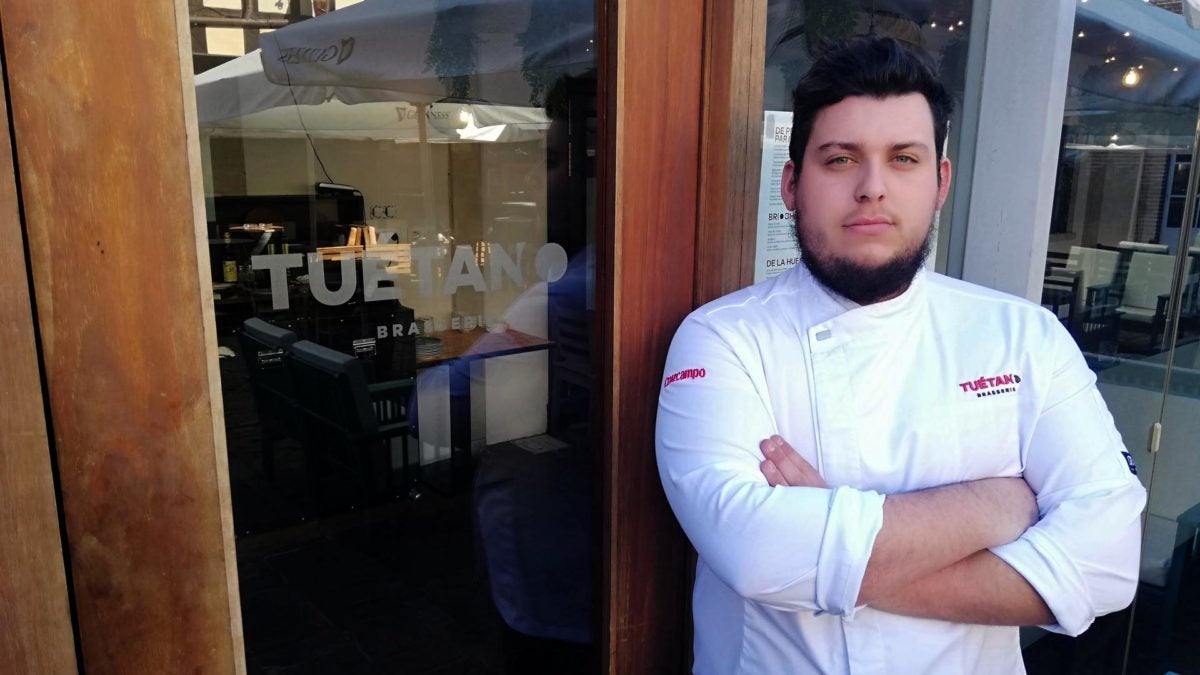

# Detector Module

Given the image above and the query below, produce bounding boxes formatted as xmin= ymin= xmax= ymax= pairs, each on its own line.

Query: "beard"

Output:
xmin=793 ymin=210 xmax=934 ymax=305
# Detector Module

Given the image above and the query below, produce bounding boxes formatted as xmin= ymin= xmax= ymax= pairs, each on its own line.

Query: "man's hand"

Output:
xmin=758 ymin=435 xmax=827 ymax=489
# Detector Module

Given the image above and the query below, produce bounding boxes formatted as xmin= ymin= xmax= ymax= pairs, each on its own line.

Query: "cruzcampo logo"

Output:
xmin=277 ymin=37 xmax=356 ymax=66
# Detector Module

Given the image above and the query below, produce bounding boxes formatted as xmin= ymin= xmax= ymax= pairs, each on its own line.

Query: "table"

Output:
xmin=416 ymin=328 xmax=553 ymax=367
xmin=415 ymin=328 xmax=553 ymax=484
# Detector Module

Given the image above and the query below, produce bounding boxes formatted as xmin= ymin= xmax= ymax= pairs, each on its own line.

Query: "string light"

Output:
xmin=948 ymin=25 xmax=955 ymax=31
xmin=957 ymin=20 xmax=964 ymax=26
xmin=1077 ymin=31 xmax=1086 ymax=38
xmin=1174 ymin=67 xmax=1181 ymax=72
xmin=1111 ymin=134 xmax=1120 ymax=142
xmin=930 ymin=21 xmax=937 ymax=27
xmin=1123 ymin=31 xmax=1131 ymax=37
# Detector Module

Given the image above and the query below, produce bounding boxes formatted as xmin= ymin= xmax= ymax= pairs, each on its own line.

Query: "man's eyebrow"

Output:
xmin=813 ymin=141 xmax=932 ymax=153
xmin=815 ymin=141 xmax=861 ymax=152
xmin=891 ymin=141 xmax=932 ymax=153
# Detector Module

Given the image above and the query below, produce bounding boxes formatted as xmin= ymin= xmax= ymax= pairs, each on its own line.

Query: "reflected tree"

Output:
xmin=425 ymin=0 xmax=480 ymax=99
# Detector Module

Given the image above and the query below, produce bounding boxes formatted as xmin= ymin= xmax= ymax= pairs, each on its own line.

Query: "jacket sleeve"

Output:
xmin=655 ymin=316 xmax=885 ymax=617
xmin=990 ymin=321 xmax=1147 ymax=636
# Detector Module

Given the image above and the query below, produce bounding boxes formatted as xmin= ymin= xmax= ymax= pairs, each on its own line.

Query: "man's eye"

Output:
xmin=894 ymin=155 xmax=918 ymax=164
xmin=826 ymin=156 xmax=852 ymax=165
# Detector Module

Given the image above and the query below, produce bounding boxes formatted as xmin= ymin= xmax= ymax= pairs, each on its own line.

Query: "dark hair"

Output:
xmin=787 ymin=36 xmax=953 ymax=169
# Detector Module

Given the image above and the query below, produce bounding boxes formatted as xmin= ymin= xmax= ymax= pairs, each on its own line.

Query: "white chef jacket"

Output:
xmin=655 ymin=264 xmax=1147 ymax=675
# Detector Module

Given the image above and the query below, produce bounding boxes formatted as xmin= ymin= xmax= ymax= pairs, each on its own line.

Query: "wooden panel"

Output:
xmin=695 ymin=0 xmax=767 ymax=304
xmin=0 ymin=54 xmax=79 ymax=675
xmin=0 ymin=0 xmax=243 ymax=672
xmin=601 ymin=0 xmax=704 ymax=672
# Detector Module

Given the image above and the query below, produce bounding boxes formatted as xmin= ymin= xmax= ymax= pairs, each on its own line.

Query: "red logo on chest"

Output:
xmin=959 ymin=373 xmax=1022 ymax=398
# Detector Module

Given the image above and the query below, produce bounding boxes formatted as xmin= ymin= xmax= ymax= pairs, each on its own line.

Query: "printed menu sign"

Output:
xmin=755 ymin=111 xmax=801 ymax=283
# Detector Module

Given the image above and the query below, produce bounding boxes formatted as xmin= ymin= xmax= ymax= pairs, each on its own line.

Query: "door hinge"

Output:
xmin=1149 ymin=421 xmax=1162 ymax=454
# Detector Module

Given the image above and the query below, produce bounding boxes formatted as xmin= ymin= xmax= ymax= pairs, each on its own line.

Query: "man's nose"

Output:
xmin=856 ymin=163 xmax=887 ymax=203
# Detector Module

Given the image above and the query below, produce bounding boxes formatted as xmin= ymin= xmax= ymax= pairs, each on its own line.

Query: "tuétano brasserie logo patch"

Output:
xmin=959 ymin=373 xmax=1021 ymax=398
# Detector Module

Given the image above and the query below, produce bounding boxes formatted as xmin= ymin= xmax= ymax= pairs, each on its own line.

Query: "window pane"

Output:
xmin=1036 ymin=2 xmax=1200 ymax=672
xmin=192 ymin=2 xmax=598 ymax=671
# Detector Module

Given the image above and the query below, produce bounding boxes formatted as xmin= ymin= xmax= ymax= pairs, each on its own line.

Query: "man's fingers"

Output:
xmin=762 ymin=435 xmax=811 ymax=486
xmin=760 ymin=459 xmax=787 ymax=487
xmin=760 ymin=435 xmax=828 ymax=489
xmin=772 ymin=437 xmax=822 ymax=482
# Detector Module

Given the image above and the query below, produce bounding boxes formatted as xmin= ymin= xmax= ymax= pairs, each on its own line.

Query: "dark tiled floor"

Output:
xmin=219 ymin=352 xmax=594 ymax=674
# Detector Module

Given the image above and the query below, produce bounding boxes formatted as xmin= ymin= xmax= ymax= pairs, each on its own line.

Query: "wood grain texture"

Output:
xmin=0 ymin=0 xmax=241 ymax=672
xmin=695 ymin=0 xmax=767 ymax=305
xmin=602 ymin=0 xmax=704 ymax=672
xmin=0 ymin=52 xmax=79 ymax=675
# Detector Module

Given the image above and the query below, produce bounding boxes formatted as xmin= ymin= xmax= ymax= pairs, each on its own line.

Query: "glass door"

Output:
xmin=1034 ymin=1 xmax=1200 ymax=672
xmin=190 ymin=0 xmax=599 ymax=671
xmin=754 ymin=1 xmax=1199 ymax=672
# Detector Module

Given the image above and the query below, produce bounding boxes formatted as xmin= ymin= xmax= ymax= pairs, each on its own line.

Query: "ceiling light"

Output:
xmin=1111 ymin=134 xmax=1120 ymax=142
xmin=1078 ymin=31 xmax=1086 ymax=38
xmin=948 ymin=25 xmax=955 ymax=31
xmin=930 ymin=21 xmax=937 ymax=27
xmin=957 ymin=20 xmax=964 ymax=26
xmin=1123 ymin=31 xmax=1131 ymax=37
xmin=1122 ymin=68 xmax=1140 ymax=87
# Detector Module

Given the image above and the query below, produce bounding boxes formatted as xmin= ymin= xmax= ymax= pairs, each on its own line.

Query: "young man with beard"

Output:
xmin=655 ymin=36 xmax=1146 ymax=674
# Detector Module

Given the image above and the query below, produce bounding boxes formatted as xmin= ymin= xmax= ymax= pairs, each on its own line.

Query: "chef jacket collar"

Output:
xmin=790 ymin=263 xmax=929 ymax=344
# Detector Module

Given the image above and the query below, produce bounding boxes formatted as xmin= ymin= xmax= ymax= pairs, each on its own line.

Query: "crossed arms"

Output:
xmin=760 ymin=434 xmax=1052 ymax=625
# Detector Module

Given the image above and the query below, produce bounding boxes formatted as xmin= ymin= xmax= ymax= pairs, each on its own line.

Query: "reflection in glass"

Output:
xmin=191 ymin=0 xmax=597 ymax=671
xmin=1036 ymin=1 xmax=1200 ymax=673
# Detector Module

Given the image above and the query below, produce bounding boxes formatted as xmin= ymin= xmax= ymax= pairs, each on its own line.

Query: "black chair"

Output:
xmin=238 ymin=318 xmax=300 ymax=480
xmin=1042 ymin=253 xmax=1080 ymax=330
xmin=286 ymin=339 xmax=416 ymax=506
xmin=548 ymin=307 xmax=593 ymax=433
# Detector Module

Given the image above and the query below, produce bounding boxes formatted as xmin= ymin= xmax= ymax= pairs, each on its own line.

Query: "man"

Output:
xmin=655 ymin=36 xmax=1146 ymax=674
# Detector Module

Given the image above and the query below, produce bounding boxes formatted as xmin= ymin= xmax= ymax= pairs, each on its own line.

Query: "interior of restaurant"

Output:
xmin=1035 ymin=1 xmax=1200 ymax=672
xmin=191 ymin=0 xmax=597 ymax=670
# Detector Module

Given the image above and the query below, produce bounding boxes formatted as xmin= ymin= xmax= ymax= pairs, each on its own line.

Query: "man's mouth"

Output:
xmin=844 ymin=217 xmax=894 ymax=235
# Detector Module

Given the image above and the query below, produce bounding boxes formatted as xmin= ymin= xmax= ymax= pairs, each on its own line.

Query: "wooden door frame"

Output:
xmin=0 ymin=0 xmax=244 ymax=671
xmin=599 ymin=0 xmax=765 ymax=671
xmin=0 ymin=42 xmax=79 ymax=675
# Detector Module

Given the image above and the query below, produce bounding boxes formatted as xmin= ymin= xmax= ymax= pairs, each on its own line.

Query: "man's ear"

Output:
xmin=781 ymin=160 xmax=799 ymax=211
xmin=935 ymin=158 xmax=952 ymax=211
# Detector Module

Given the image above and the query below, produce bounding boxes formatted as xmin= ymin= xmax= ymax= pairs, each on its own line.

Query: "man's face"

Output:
xmin=781 ymin=93 xmax=952 ymax=304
